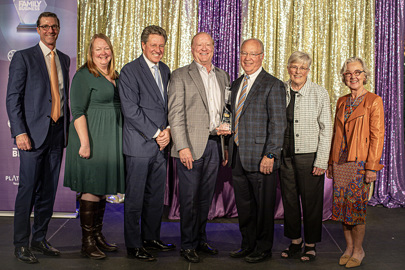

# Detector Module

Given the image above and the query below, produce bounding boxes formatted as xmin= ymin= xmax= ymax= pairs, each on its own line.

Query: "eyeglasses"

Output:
xmin=288 ymin=65 xmax=310 ymax=72
xmin=240 ymin=52 xmax=263 ymax=58
xmin=343 ymin=70 xmax=365 ymax=78
xmin=38 ymin=25 xmax=60 ymax=31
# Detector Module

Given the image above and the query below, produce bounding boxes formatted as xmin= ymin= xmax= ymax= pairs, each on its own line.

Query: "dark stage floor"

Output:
xmin=1 ymin=203 xmax=404 ymax=270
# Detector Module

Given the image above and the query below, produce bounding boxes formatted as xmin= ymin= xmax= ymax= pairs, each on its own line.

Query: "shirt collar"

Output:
xmin=194 ymin=61 xmax=215 ymax=74
xmin=244 ymin=66 xmax=262 ymax=81
xmin=39 ymin=41 xmax=57 ymax=56
xmin=286 ymin=78 xmax=311 ymax=96
xmin=143 ymin=54 xmax=159 ymax=69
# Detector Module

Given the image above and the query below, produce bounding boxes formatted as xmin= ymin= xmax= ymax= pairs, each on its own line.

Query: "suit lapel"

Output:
xmin=160 ymin=63 xmax=169 ymax=111
xmin=231 ymin=76 xmax=243 ymax=127
xmin=240 ymin=69 xmax=265 ymax=116
xmin=34 ymin=45 xmax=50 ymax=88
xmin=139 ymin=55 xmax=165 ymax=107
xmin=189 ymin=62 xmax=209 ymax=110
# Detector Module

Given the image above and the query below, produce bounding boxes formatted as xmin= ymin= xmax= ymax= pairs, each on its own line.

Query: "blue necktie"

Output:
xmin=153 ymin=65 xmax=164 ymax=100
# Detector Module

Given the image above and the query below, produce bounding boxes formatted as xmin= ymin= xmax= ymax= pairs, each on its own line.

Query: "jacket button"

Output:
xmin=295 ymin=120 xmax=298 ymax=123
xmin=296 ymin=134 xmax=299 ymax=137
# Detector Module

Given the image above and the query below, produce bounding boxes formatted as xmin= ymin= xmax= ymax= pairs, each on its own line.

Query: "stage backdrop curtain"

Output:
xmin=167 ymin=0 xmax=242 ymax=220
xmin=369 ymin=0 xmax=405 ymax=207
xmin=77 ymin=0 xmax=198 ymax=71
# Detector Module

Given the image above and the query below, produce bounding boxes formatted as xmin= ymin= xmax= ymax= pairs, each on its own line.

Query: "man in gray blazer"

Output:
xmin=168 ymin=32 xmax=230 ymax=263
xmin=226 ymin=39 xmax=286 ymax=263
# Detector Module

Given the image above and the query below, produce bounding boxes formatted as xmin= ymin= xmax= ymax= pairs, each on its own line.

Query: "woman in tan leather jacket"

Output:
xmin=326 ymin=57 xmax=384 ymax=268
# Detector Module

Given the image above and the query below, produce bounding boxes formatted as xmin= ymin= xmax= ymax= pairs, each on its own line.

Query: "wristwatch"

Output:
xmin=266 ymin=153 xmax=274 ymax=159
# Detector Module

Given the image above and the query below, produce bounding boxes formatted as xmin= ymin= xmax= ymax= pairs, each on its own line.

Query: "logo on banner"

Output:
xmin=12 ymin=148 xmax=20 ymax=158
xmin=7 ymin=50 xmax=16 ymax=61
xmin=5 ymin=175 xmax=19 ymax=186
xmin=13 ymin=0 xmax=47 ymax=31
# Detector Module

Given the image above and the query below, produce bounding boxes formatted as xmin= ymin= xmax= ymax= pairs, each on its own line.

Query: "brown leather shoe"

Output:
xmin=80 ymin=199 xmax=106 ymax=260
xmin=94 ymin=199 xmax=117 ymax=252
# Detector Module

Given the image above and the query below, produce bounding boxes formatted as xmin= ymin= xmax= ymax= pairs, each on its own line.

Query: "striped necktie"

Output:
xmin=234 ymin=75 xmax=249 ymax=146
xmin=50 ymin=51 xmax=60 ymax=122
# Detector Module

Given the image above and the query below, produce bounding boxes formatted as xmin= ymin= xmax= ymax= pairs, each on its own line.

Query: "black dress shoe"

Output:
xmin=143 ymin=240 xmax=176 ymax=251
xmin=127 ymin=247 xmax=156 ymax=261
xmin=244 ymin=251 xmax=272 ymax=263
xmin=197 ymin=243 xmax=218 ymax=255
xmin=14 ymin=247 xmax=39 ymax=264
xmin=229 ymin=248 xmax=253 ymax=258
xmin=180 ymin=249 xmax=200 ymax=263
xmin=31 ymin=240 xmax=60 ymax=256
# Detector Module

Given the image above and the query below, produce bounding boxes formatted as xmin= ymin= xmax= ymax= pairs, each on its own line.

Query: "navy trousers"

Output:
xmin=124 ymin=151 xmax=166 ymax=248
xmin=176 ymin=138 xmax=221 ymax=250
xmin=14 ymin=120 xmax=64 ymax=247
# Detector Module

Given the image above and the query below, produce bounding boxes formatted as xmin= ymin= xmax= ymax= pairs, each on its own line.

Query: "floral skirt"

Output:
xmin=331 ymin=161 xmax=370 ymax=225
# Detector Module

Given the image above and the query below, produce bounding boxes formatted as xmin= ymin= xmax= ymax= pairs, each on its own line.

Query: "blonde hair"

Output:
xmin=80 ymin=33 xmax=118 ymax=80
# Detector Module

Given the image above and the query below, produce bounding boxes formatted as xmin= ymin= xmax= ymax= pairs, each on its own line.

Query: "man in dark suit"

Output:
xmin=119 ymin=25 xmax=175 ymax=262
xmin=6 ymin=12 xmax=70 ymax=264
xmin=225 ymin=38 xmax=286 ymax=263
xmin=168 ymin=32 xmax=230 ymax=263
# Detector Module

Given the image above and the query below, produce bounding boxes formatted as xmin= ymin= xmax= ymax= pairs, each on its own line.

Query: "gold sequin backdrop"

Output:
xmin=77 ymin=0 xmax=198 ymax=71
xmin=242 ymin=0 xmax=375 ymax=111
xmin=78 ymin=0 xmax=375 ymax=111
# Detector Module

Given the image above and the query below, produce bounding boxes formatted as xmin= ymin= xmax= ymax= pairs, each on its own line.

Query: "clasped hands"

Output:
xmin=156 ymin=128 xmax=171 ymax=151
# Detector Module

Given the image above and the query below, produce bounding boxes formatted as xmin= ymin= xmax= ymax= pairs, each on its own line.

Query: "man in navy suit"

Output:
xmin=119 ymin=25 xmax=175 ymax=262
xmin=6 ymin=12 xmax=70 ymax=264
xmin=224 ymin=38 xmax=286 ymax=263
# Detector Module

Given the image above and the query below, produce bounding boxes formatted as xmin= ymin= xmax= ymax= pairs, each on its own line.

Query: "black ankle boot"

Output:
xmin=79 ymin=199 xmax=106 ymax=259
xmin=93 ymin=198 xmax=118 ymax=252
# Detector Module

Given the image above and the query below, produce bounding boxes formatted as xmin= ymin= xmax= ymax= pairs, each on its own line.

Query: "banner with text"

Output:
xmin=0 ymin=0 xmax=77 ymax=214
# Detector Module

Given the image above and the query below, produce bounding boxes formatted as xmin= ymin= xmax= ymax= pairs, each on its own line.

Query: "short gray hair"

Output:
xmin=287 ymin=51 xmax=312 ymax=68
xmin=340 ymin=57 xmax=371 ymax=85
xmin=141 ymin=25 xmax=167 ymax=45
xmin=241 ymin=38 xmax=264 ymax=53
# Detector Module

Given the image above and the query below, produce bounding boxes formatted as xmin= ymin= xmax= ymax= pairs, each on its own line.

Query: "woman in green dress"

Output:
xmin=64 ymin=33 xmax=125 ymax=259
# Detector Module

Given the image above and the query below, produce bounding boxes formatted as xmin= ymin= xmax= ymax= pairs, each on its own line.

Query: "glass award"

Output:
xmin=218 ymin=87 xmax=232 ymax=132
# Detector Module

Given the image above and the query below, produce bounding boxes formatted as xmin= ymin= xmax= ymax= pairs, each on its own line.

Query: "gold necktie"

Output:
xmin=50 ymin=51 xmax=60 ymax=122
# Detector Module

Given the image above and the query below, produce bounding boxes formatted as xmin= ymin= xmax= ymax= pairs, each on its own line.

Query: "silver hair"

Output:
xmin=340 ymin=57 xmax=371 ymax=85
xmin=287 ymin=51 xmax=312 ymax=68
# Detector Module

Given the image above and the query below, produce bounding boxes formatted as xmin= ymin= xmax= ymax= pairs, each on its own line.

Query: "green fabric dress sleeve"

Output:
xmin=70 ymin=68 xmax=92 ymax=121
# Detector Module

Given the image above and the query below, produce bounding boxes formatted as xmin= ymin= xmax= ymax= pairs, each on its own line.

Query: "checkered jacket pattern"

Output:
xmin=228 ymin=69 xmax=287 ymax=171
xmin=285 ymin=79 xmax=333 ymax=169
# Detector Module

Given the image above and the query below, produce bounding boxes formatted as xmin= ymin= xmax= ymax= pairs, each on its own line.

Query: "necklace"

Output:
xmin=349 ymin=88 xmax=365 ymax=112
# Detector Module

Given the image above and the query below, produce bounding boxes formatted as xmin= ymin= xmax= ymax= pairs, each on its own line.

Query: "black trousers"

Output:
xmin=232 ymin=145 xmax=277 ymax=253
xmin=279 ymin=153 xmax=324 ymax=243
